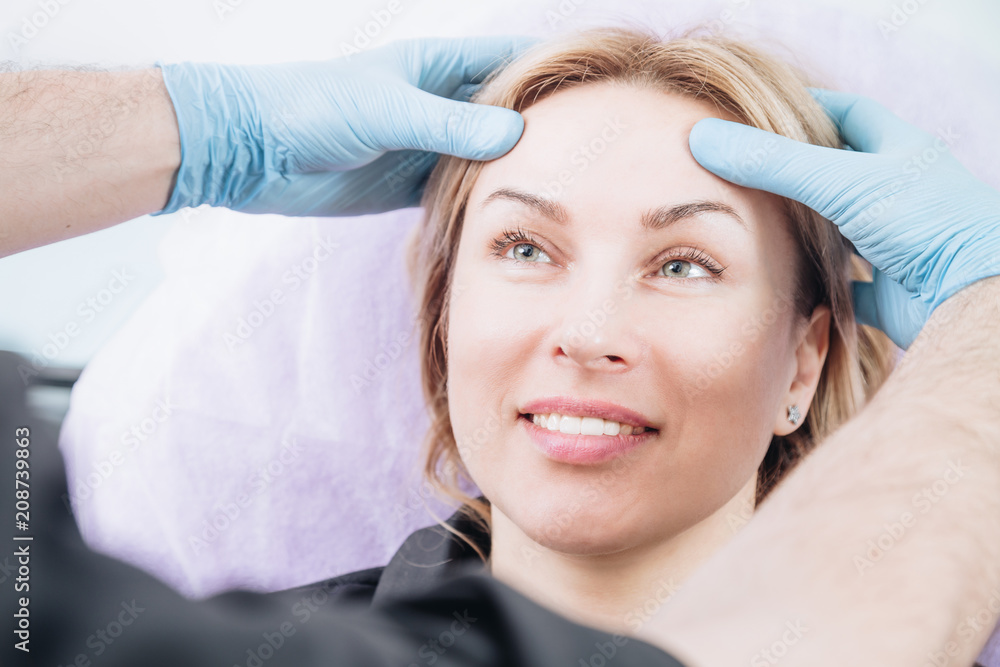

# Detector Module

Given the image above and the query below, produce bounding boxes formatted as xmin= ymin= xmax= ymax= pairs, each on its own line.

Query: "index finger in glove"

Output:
xmin=688 ymin=118 xmax=888 ymax=222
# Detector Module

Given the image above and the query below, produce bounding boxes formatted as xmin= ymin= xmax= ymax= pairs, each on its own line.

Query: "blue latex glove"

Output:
xmin=688 ymin=89 xmax=1000 ymax=350
xmin=152 ymin=35 xmax=537 ymax=217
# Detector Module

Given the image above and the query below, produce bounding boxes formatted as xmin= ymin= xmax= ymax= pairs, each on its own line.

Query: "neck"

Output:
xmin=487 ymin=477 xmax=757 ymax=636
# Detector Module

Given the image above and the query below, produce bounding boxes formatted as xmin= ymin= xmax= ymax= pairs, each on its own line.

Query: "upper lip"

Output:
xmin=520 ymin=397 xmax=659 ymax=430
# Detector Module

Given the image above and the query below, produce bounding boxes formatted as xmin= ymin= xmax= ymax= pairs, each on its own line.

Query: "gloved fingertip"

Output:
xmin=466 ymin=107 xmax=525 ymax=160
xmin=688 ymin=117 xmax=736 ymax=174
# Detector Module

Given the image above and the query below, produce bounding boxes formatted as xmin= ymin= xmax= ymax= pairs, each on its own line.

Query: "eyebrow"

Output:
xmin=478 ymin=187 xmax=747 ymax=231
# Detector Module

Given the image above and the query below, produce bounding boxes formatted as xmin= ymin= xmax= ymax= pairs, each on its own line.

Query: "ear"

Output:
xmin=774 ymin=304 xmax=832 ymax=436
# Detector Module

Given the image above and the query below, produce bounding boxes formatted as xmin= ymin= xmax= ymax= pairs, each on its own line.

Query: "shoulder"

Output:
xmin=291 ymin=565 xmax=385 ymax=607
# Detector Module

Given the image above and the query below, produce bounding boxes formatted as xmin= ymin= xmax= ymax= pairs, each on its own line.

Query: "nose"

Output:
xmin=554 ymin=280 xmax=643 ymax=372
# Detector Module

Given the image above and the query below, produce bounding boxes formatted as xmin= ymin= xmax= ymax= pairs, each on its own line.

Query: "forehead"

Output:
xmin=467 ymin=81 xmax=754 ymax=221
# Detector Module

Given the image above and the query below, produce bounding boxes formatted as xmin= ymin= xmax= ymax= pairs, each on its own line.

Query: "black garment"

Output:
xmin=296 ymin=497 xmax=493 ymax=612
xmin=0 ymin=351 xmax=686 ymax=667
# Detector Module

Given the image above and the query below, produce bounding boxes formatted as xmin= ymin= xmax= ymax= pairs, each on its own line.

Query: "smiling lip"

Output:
xmin=519 ymin=414 xmax=656 ymax=465
xmin=519 ymin=397 xmax=658 ymax=430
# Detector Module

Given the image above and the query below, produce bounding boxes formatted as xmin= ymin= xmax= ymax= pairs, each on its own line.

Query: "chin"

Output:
xmin=531 ymin=528 xmax=642 ymax=556
xmin=502 ymin=489 xmax=651 ymax=556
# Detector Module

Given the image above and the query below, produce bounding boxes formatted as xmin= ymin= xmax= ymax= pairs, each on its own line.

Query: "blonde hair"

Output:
xmin=405 ymin=25 xmax=899 ymax=562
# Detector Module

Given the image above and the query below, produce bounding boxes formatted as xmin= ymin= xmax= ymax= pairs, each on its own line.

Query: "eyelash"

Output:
xmin=488 ymin=225 xmax=728 ymax=279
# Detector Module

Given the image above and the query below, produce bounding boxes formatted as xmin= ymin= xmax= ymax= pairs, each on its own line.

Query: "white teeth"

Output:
xmin=580 ymin=417 xmax=604 ymax=436
xmin=559 ymin=415 xmax=581 ymax=434
xmin=529 ymin=412 xmax=646 ymax=436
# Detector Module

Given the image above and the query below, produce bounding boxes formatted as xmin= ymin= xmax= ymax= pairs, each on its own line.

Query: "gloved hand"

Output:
xmin=152 ymin=35 xmax=537 ymax=217
xmin=688 ymin=89 xmax=1000 ymax=350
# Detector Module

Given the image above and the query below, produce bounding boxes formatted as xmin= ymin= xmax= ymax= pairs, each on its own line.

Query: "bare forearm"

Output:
xmin=640 ymin=276 xmax=1000 ymax=666
xmin=0 ymin=68 xmax=180 ymax=258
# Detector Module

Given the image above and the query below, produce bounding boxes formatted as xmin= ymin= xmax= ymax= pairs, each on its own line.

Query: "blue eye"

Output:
xmin=660 ymin=259 xmax=709 ymax=278
xmin=659 ymin=246 xmax=726 ymax=278
xmin=507 ymin=242 xmax=550 ymax=263
xmin=489 ymin=226 xmax=551 ymax=264
xmin=661 ymin=259 xmax=707 ymax=279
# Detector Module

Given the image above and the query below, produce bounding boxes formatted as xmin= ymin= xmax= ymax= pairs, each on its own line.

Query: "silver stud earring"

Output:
xmin=787 ymin=404 xmax=801 ymax=426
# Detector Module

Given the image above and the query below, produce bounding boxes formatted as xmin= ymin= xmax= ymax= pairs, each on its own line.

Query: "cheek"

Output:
xmin=445 ymin=274 xmax=526 ymax=470
xmin=656 ymin=294 xmax=795 ymax=490
xmin=680 ymin=300 xmax=791 ymax=403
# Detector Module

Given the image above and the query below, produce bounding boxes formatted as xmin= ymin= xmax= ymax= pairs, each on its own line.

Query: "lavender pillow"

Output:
xmin=59 ymin=207 xmax=471 ymax=597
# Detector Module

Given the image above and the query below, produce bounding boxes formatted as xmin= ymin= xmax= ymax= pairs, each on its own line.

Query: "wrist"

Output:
xmin=929 ymin=234 xmax=1000 ymax=318
xmin=152 ymin=61 xmax=271 ymax=214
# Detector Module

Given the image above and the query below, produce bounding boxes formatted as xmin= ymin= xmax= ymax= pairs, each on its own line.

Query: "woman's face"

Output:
xmin=446 ymin=81 xmax=829 ymax=555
